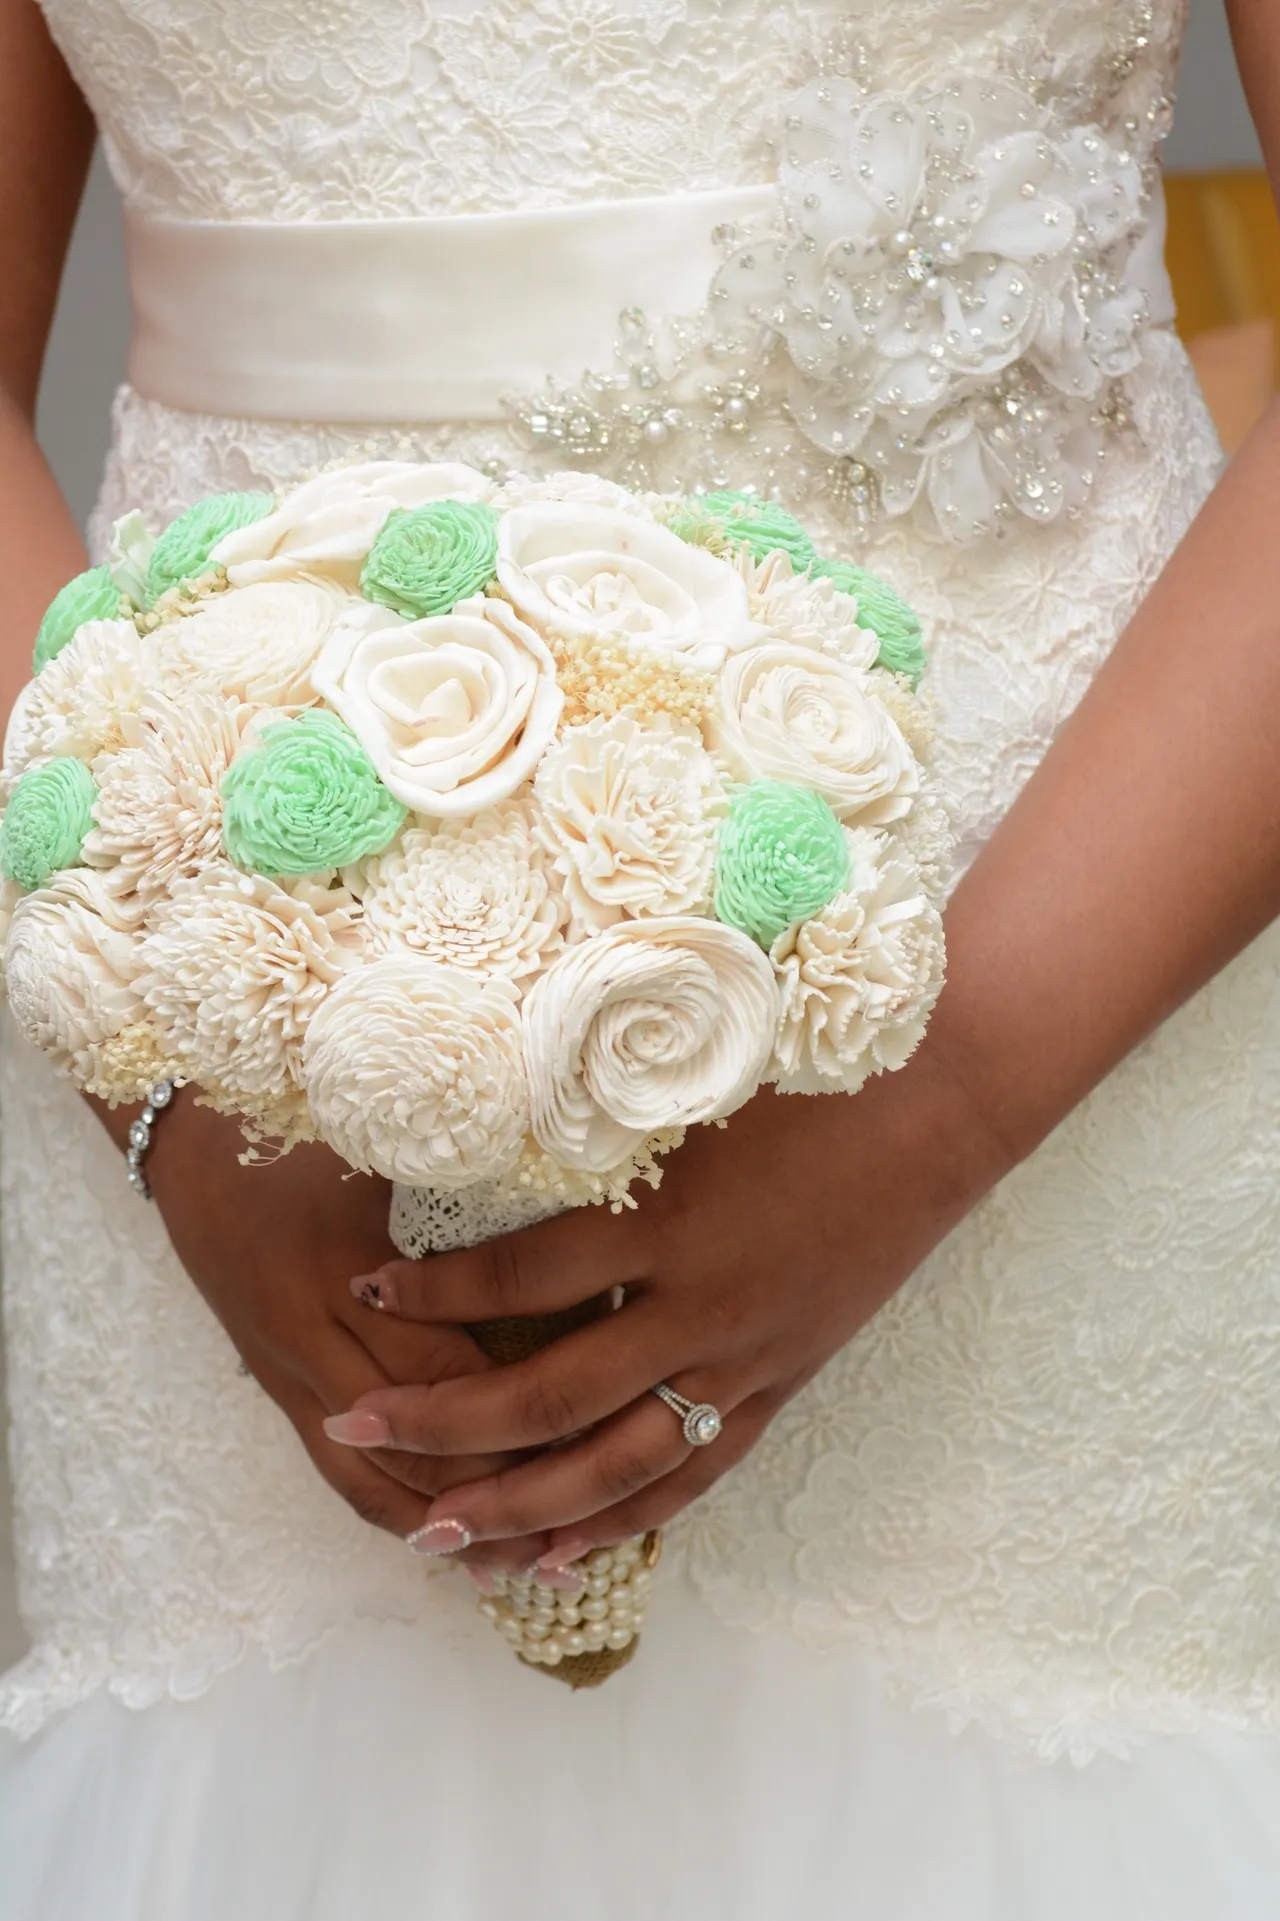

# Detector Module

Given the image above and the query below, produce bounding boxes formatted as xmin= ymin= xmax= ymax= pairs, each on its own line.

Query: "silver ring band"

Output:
xmin=651 ymin=1383 xmax=723 ymax=1447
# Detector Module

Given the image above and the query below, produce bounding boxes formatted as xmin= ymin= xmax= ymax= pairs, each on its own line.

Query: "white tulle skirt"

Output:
xmin=3 ymin=1570 xmax=1280 ymax=1921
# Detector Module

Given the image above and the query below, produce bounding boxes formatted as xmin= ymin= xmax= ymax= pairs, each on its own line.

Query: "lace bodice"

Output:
xmin=40 ymin=0 xmax=1182 ymax=221
xmin=10 ymin=0 xmax=1280 ymax=1766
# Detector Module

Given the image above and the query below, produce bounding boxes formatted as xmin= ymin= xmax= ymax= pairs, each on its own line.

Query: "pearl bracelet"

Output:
xmin=125 ymin=1079 xmax=177 ymax=1199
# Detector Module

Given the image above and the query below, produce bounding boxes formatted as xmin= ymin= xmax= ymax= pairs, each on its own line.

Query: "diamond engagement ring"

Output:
xmin=651 ymin=1383 xmax=723 ymax=1447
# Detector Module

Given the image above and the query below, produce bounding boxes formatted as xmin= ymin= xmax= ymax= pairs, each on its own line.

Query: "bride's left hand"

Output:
xmin=323 ymin=1042 xmax=1004 ymax=1565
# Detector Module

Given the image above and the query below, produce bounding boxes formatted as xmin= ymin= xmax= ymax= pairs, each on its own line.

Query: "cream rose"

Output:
xmin=302 ymin=955 xmax=529 ymax=1187
xmin=211 ymin=461 xmax=493 ymax=590
xmin=497 ymin=503 xmax=754 ymax=671
xmin=769 ymin=830 xmax=945 ymax=1094
xmin=533 ymin=714 xmax=726 ymax=933
xmin=523 ymin=916 xmax=778 ymax=1172
xmin=710 ymin=643 xmax=918 ymax=825
xmin=312 ymin=594 xmax=563 ymax=818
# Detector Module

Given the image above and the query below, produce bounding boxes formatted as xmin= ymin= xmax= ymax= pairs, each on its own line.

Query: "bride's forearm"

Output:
xmin=0 ymin=390 xmax=90 ymax=724
xmin=0 ymin=0 xmax=98 ymax=727
xmin=934 ymin=397 xmax=1280 ymax=1168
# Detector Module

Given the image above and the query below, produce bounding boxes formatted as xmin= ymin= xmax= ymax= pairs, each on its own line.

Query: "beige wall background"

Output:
xmin=0 ymin=0 xmax=1267 ymax=1673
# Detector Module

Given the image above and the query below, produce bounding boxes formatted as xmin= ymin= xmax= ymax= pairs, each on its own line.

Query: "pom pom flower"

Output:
xmin=222 ymin=710 xmax=406 ymax=877
xmin=815 ymin=561 xmax=927 ymax=687
xmin=715 ymin=780 xmax=849 ymax=949
xmin=34 ymin=566 xmax=122 ymax=674
xmin=0 ymin=758 xmax=96 ymax=892
xmin=362 ymin=501 xmax=499 ymax=618
xmin=146 ymin=491 xmax=275 ymax=604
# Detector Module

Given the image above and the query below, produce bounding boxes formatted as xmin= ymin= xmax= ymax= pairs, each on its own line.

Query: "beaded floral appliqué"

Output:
xmin=507 ymin=71 xmax=1167 ymax=541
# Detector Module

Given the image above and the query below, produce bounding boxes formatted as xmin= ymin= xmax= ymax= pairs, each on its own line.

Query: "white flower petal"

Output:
xmin=523 ymin=916 xmax=778 ymax=1172
xmin=6 ymin=869 xmax=145 ymax=1084
xmin=303 ymin=954 xmax=528 ymax=1187
xmin=313 ymin=595 xmax=563 ymax=818
xmin=533 ymin=715 xmax=725 ymax=934
xmin=139 ymin=866 xmax=363 ymax=1098
xmin=354 ymin=799 xmax=566 ymax=988
xmin=497 ymin=503 xmax=753 ymax=669
xmin=710 ymin=642 xmax=919 ymax=825
xmin=769 ymin=830 xmax=945 ymax=1094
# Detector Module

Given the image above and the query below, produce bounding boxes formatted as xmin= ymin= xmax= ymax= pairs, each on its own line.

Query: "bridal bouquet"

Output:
xmin=0 ymin=460 xmax=948 ymax=1680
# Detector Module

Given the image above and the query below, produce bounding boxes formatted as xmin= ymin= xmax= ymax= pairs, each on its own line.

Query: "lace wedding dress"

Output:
xmin=4 ymin=0 xmax=1280 ymax=1914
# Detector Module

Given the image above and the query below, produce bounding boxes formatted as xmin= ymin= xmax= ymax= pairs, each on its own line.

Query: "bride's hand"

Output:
xmin=322 ymin=1042 xmax=1006 ymax=1563
xmin=100 ymin=1089 xmax=546 ymax=1570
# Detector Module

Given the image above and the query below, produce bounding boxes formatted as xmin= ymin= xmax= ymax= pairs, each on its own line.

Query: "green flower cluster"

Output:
xmin=221 ymin=709 xmax=407 ymax=877
xmin=815 ymin=560 xmax=926 ymax=688
xmin=715 ymin=780 xmax=849 ymax=949
xmin=0 ymin=758 xmax=96 ymax=892
xmin=33 ymin=566 xmax=121 ymax=674
xmin=670 ymin=491 xmax=818 ymax=572
xmin=362 ymin=500 xmax=498 ymax=619
xmin=146 ymin=490 xmax=275 ymax=605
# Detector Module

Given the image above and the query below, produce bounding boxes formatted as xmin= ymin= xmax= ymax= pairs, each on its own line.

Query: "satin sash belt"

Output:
xmin=125 ymin=186 xmax=776 ymax=424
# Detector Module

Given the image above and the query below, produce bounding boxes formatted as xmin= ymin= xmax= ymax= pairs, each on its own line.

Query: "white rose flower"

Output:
xmin=497 ymin=503 xmax=754 ymax=671
xmin=533 ymin=714 xmax=726 ymax=934
xmin=6 ymin=869 xmax=145 ymax=1083
xmin=212 ymin=461 xmax=493 ymax=589
xmin=140 ymin=866 xmax=363 ymax=1099
xmin=710 ymin=642 xmax=919 ymax=825
xmin=738 ymin=549 xmax=878 ymax=669
xmin=312 ymin=593 xmax=563 ymax=818
xmin=6 ymin=618 xmax=159 ymax=772
xmin=159 ymin=579 xmax=345 ymax=709
xmin=85 ymin=691 xmax=252 ymax=903
xmin=769 ymin=829 xmax=945 ymax=1095
xmin=355 ymin=799 xmax=566 ymax=988
xmin=523 ymin=916 xmax=778 ymax=1172
xmin=302 ymin=954 xmax=528 ymax=1187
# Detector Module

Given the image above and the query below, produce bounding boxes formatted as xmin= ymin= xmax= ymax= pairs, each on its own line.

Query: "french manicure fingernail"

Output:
xmin=467 ymin=1567 xmax=497 ymax=1594
xmin=406 ymin=1519 xmax=474 ymax=1557
xmin=537 ymin=1564 xmax=589 ymax=1592
xmin=350 ymin=1273 xmax=398 ymax=1313
xmin=323 ymin=1409 xmax=391 ymax=1447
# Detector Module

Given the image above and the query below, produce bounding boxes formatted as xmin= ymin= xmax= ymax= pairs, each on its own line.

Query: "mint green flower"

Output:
xmin=815 ymin=561 xmax=926 ymax=688
xmin=715 ymin=780 xmax=849 ymax=949
xmin=33 ymin=567 xmax=122 ymax=674
xmin=222 ymin=709 xmax=407 ymax=877
xmin=671 ymin=491 xmax=818 ymax=572
xmin=362 ymin=501 xmax=498 ymax=619
xmin=146 ymin=491 xmax=275 ymax=605
xmin=0 ymin=758 xmax=96 ymax=892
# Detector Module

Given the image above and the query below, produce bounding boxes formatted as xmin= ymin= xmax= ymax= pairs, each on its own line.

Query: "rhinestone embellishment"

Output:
xmin=685 ymin=1404 xmax=724 ymax=1447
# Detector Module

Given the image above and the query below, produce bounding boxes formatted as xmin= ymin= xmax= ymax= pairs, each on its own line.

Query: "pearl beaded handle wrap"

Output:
xmin=389 ymin=1183 xmax=658 ymax=1688
xmin=469 ymin=1308 xmax=660 ymax=1688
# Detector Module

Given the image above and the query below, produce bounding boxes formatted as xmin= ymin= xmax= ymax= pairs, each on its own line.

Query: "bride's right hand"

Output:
xmin=101 ymin=1086 xmax=541 ymax=1567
